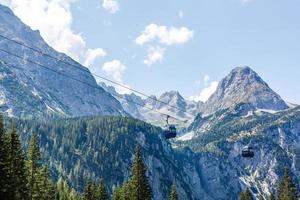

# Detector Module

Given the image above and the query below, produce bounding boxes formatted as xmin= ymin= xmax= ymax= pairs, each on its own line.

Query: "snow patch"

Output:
xmin=177 ymin=131 xmax=194 ymax=141
xmin=256 ymin=109 xmax=279 ymax=114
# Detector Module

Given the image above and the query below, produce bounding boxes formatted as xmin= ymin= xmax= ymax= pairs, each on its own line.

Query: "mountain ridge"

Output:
xmin=0 ymin=4 xmax=127 ymax=118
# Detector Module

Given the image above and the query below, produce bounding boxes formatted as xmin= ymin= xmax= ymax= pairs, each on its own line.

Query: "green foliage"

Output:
xmin=128 ymin=145 xmax=152 ymax=200
xmin=277 ymin=168 xmax=298 ymax=200
xmin=7 ymin=125 xmax=28 ymax=200
xmin=239 ymin=188 xmax=253 ymax=200
xmin=269 ymin=193 xmax=276 ymax=200
xmin=0 ymin=113 xmax=10 ymax=199
xmin=95 ymin=179 xmax=108 ymax=200
xmin=83 ymin=180 xmax=95 ymax=200
xmin=111 ymin=145 xmax=152 ymax=200
xmin=169 ymin=184 xmax=178 ymax=200
xmin=27 ymin=133 xmax=42 ymax=200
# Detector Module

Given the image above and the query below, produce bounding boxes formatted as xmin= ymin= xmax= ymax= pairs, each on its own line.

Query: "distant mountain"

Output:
xmin=0 ymin=4 xmax=126 ymax=117
xmin=204 ymin=66 xmax=288 ymax=114
xmin=99 ymin=82 xmax=203 ymax=126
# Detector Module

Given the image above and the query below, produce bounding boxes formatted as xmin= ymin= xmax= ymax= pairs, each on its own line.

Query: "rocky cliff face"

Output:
xmin=176 ymin=104 xmax=300 ymax=199
xmin=0 ymin=4 xmax=126 ymax=118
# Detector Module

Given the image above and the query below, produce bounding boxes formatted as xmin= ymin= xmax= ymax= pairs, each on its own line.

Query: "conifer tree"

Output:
xmin=7 ymin=125 xmax=28 ymax=200
xmin=0 ymin=113 xmax=9 ymax=198
xmin=83 ymin=180 xmax=95 ymax=200
xmin=169 ymin=184 xmax=178 ymax=200
xmin=269 ymin=193 xmax=276 ymax=200
xmin=277 ymin=168 xmax=298 ymax=200
xmin=57 ymin=177 xmax=70 ymax=200
xmin=128 ymin=145 xmax=152 ymax=200
xmin=37 ymin=165 xmax=56 ymax=200
xmin=112 ymin=186 xmax=123 ymax=200
xmin=240 ymin=188 xmax=253 ymax=200
xmin=95 ymin=179 xmax=108 ymax=200
xmin=27 ymin=133 xmax=42 ymax=200
xmin=69 ymin=188 xmax=81 ymax=200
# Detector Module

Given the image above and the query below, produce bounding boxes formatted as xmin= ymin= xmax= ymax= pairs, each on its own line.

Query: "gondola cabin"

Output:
xmin=164 ymin=125 xmax=177 ymax=139
xmin=242 ymin=146 xmax=254 ymax=158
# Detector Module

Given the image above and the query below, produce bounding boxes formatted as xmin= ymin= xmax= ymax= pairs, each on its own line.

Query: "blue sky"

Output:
xmin=2 ymin=0 xmax=300 ymax=103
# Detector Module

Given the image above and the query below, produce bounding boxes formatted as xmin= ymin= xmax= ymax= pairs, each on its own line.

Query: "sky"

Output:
xmin=1 ymin=0 xmax=300 ymax=104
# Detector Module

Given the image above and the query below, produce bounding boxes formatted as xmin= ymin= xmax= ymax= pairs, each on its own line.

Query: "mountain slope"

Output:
xmin=0 ymin=4 xmax=126 ymax=117
xmin=204 ymin=67 xmax=288 ymax=114
xmin=176 ymin=104 xmax=300 ymax=198
xmin=14 ymin=116 xmax=216 ymax=200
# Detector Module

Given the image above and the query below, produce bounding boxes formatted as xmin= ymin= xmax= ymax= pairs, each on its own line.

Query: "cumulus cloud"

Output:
xmin=5 ymin=0 xmax=107 ymax=64
xmin=189 ymin=81 xmax=218 ymax=102
xmin=189 ymin=75 xmax=218 ymax=102
xmin=135 ymin=23 xmax=193 ymax=66
xmin=102 ymin=0 xmax=119 ymax=14
xmin=84 ymin=48 xmax=107 ymax=66
xmin=143 ymin=46 xmax=165 ymax=66
xmin=102 ymin=60 xmax=125 ymax=82
xmin=135 ymin=24 xmax=193 ymax=46
xmin=102 ymin=60 xmax=131 ymax=94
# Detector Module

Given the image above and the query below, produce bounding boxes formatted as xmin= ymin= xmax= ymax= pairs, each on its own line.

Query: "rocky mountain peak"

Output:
xmin=204 ymin=66 xmax=288 ymax=114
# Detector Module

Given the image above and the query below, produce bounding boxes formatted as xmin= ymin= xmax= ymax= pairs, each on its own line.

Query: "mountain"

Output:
xmin=99 ymin=82 xmax=203 ymax=126
xmin=14 ymin=116 xmax=211 ymax=200
xmin=0 ymin=4 xmax=126 ymax=118
xmin=14 ymin=105 xmax=300 ymax=199
xmin=176 ymin=103 xmax=300 ymax=199
xmin=204 ymin=66 xmax=288 ymax=114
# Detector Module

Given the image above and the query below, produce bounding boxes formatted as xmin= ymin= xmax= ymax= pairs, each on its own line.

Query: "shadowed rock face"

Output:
xmin=204 ymin=66 xmax=288 ymax=114
xmin=0 ymin=4 xmax=126 ymax=118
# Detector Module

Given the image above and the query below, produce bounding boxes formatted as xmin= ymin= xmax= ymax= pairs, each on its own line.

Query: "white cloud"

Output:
xmin=189 ymin=76 xmax=218 ymax=102
xmin=143 ymin=46 xmax=165 ymax=66
xmin=135 ymin=24 xmax=193 ymax=46
xmin=102 ymin=60 xmax=131 ymax=94
xmin=178 ymin=10 xmax=183 ymax=19
xmin=4 ymin=0 xmax=107 ymax=63
xmin=102 ymin=60 xmax=125 ymax=82
xmin=135 ymin=24 xmax=193 ymax=66
xmin=84 ymin=48 xmax=107 ymax=66
xmin=102 ymin=0 xmax=119 ymax=14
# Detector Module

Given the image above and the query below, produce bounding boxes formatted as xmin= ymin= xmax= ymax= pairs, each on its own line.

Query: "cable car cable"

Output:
xmin=0 ymin=34 xmax=194 ymax=118
xmin=0 ymin=49 xmax=187 ymax=123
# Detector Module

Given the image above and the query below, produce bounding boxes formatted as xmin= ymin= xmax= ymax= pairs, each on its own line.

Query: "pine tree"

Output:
xmin=277 ymin=168 xmax=298 ymax=200
xmin=127 ymin=145 xmax=152 ymax=200
xmin=37 ymin=165 xmax=56 ymax=200
xmin=83 ymin=180 xmax=95 ymax=200
xmin=0 ymin=113 xmax=10 ymax=199
xmin=240 ymin=188 xmax=253 ymax=200
xmin=112 ymin=186 xmax=123 ymax=200
xmin=169 ymin=184 xmax=178 ymax=200
xmin=269 ymin=193 xmax=276 ymax=200
xmin=69 ymin=188 xmax=81 ymax=200
xmin=27 ymin=133 xmax=42 ymax=200
xmin=7 ymin=125 xmax=28 ymax=200
xmin=57 ymin=177 xmax=70 ymax=200
xmin=95 ymin=179 xmax=108 ymax=200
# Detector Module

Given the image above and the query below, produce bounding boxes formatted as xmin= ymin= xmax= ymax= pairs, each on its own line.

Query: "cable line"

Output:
xmin=0 ymin=48 xmax=188 ymax=123
xmin=0 ymin=34 xmax=193 ymax=117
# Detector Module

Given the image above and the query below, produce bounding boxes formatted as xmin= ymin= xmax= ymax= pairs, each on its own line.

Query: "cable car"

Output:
xmin=164 ymin=115 xmax=177 ymax=139
xmin=242 ymin=146 xmax=254 ymax=158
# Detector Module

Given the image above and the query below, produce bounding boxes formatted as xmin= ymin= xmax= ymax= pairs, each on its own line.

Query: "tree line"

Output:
xmin=0 ymin=114 xmax=179 ymax=200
